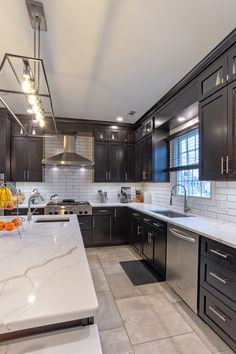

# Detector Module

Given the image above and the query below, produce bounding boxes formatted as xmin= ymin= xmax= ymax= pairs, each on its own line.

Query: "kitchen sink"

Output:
xmin=35 ymin=218 xmax=70 ymax=223
xmin=150 ymin=210 xmax=194 ymax=218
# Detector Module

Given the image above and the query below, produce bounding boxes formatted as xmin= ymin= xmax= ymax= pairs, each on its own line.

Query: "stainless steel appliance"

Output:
xmin=44 ymin=199 xmax=92 ymax=215
xmin=98 ymin=190 xmax=108 ymax=203
xmin=166 ymin=224 xmax=199 ymax=313
xmin=118 ymin=187 xmax=131 ymax=203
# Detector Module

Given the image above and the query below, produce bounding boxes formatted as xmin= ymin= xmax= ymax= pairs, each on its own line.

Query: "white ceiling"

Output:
xmin=0 ymin=0 xmax=236 ymax=123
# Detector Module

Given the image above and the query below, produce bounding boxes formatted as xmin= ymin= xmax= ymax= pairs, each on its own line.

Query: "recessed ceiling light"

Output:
xmin=116 ymin=117 xmax=124 ymax=122
xmin=111 ymin=125 xmax=118 ymax=129
xmin=27 ymin=108 xmax=33 ymax=114
xmin=177 ymin=116 xmax=186 ymax=122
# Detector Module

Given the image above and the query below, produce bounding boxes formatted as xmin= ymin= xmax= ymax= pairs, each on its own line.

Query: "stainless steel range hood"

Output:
xmin=42 ymin=135 xmax=94 ymax=167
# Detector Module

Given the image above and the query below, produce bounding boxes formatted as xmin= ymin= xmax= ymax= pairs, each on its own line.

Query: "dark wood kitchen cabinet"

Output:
xmin=11 ymin=136 xmax=43 ymax=182
xmin=94 ymin=141 xmax=125 ymax=182
xmin=94 ymin=141 xmax=109 ymax=182
xmin=113 ymin=207 xmax=127 ymax=243
xmin=199 ymin=237 xmax=236 ymax=352
xmin=130 ymin=212 xmax=143 ymax=253
xmin=135 ymin=135 xmax=152 ymax=182
xmin=0 ymin=110 xmax=11 ymax=180
xmin=92 ymin=208 xmax=113 ymax=244
xmin=199 ymin=79 xmax=236 ymax=180
xmin=142 ymin=217 xmax=166 ymax=279
xmin=199 ymin=88 xmax=228 ymax=180
xmin=124 ymin=143 xmax=134 ymax=182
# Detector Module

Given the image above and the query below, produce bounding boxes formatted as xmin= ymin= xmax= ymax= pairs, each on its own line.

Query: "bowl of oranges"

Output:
xmin=0 ymin=217 xmax=24 ymax=236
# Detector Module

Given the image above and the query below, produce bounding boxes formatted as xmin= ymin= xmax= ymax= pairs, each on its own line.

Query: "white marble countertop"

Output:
xmin=0 ymin=215 xmax=98 ymax=336
xmin=0 ymin=325 xmax=102 ymax=354
xmin=90 ymin=202 xmax=236 ymax=249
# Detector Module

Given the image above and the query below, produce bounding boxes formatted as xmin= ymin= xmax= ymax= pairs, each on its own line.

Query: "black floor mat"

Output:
xmin=120 ymin=260 xmax=163 ymax=286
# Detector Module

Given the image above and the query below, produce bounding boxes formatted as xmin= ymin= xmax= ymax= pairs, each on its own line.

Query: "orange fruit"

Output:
xmin=11 ymin=218 xmax=22 ymax=227
xmin=5 ymin=222 xmax=15 ymax=231
xmin=0 ymin=221 xmax=6 ymax=231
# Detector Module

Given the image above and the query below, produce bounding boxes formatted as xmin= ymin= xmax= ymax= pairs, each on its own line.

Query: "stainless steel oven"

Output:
xmin=166 ymin=224 xmax=199 ymax=313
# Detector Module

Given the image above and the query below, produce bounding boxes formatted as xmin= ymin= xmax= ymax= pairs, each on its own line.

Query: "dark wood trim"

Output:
xmin=167 ymin=123 xmax=199 ymax=141
xmin=0 ymin=317 xmax=94 ymax=343
xmin=169 ymin=164 xmax=199 ymax=172
xmin=136 ymin=28 xmax=236 ymax=126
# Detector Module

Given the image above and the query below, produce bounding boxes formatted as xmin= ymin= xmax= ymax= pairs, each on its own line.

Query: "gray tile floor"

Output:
xmin=86 ymin=246 xmax=234 ymax=354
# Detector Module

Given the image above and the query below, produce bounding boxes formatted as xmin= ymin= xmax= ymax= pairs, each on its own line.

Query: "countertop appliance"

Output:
xmin=166 ymin=224 xmax=199 ymax=314
xmin=98 ymin=190 xmax=108 ymax=203
xmin=44 ymin=199 xmax=92 ymax=215
xmin=118 ymin=187 xmax=131 ymax=203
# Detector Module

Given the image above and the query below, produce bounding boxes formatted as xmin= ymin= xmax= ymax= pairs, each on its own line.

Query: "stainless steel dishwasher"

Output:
xmin=166 ymin=224 xmax=199 ymax=313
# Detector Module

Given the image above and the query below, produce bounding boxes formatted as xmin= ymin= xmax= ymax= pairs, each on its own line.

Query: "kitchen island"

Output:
xmin=0 ymin=215 xmax=98 ymax=341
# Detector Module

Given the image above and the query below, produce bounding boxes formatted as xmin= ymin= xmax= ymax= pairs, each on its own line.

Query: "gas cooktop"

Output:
xmin=47 ymin=199 xmax=90 ymax=206
xmin=45 ymin=200 xmax=92 ymax=215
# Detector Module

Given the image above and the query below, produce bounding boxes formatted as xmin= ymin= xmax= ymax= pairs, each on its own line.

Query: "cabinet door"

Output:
xmin=94 ymin=141 xmax=108 ymax=182
xmin=11 ymin=137 xmax=27 ymax=182
xmin=139 ymin=140 xmax=147 ymax=181
xmin=131 ymin=215 xmax=142 ymax=253
xmin=199 ymin=87 xmax=228 ymax=180
xmin=27 ymin=138 xmax=43 ymax=182
xmin=113 ymin=207 xmax=126 ymax=243
xmin=135 ymin=142 xmax=141 ymax=181
xmin=228 ymin=80 xmax=236 ymax=178
xmin=142 ymin=222 xmax=154 ymax=263
xmin=146 ymin=136 xmax=152 ymax=181
xmin=228 ymin=43 xmax=236 ymax=83
xmin=0 ymin=113 xmax=11 ymax=179
xmin=198 ymin=55 xmax=227 ymax=100
xmin=92 ymin=214 xmax=113 ymax=244
xmin=125 ymin=143 xmax=134 ymax=182
xmin=108 ymin=142 xmax=124 ymax=182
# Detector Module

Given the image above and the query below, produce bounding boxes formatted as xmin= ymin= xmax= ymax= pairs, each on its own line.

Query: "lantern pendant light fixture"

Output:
xmin=0 ymin=0 xmax=57 ymax=136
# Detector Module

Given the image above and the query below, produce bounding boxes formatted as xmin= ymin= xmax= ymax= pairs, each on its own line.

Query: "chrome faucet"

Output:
xmin=27 ymin=190 xmax=44 ymax=221
xmin=169 ymin=184 xmax=190 ymax=213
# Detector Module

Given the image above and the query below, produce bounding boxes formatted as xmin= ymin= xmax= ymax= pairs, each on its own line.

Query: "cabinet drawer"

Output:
xmin=199 ymin=287 xmax=236 ymax=351
xmin=77 ymin=216 xmax=92 ymax=231
xmin=201 ymin=237 xmax=236 ymax=271
xmin=200 ymin=256 xmax=236 ymax=311
xmin=93 ymin=207 xmax=113 ymax=215
xmin=4 ymin=208 xmax=44 ymax=216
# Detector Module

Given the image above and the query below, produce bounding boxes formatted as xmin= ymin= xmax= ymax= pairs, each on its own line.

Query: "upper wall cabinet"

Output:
xmin=11 ymin=137 xmax=44 ymax=182
xmin=95 ymin=128 xmax=133 ymax=143
xmin=135 ymin=135 xmax=152 ymax=182
xmin=0 ymin=110 xmax=11 ymax=180
xmin=199 ymin=43 xmax=236 ymax=181
xmin=198 ymin=43 xmax=236 ymax=101
xmin=94 ymin=141 xmax=124 ymax=182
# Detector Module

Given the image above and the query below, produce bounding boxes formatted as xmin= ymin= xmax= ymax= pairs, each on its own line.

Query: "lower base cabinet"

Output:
xmin=199 ymin=237 xmax=236 ymax=352
xmin=130 ymin=211 xmax=167 ymax=280
xmin=78 ymin=216 xmax=92 ymax=247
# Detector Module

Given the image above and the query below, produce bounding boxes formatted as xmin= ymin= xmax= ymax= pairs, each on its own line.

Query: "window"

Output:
xmin=170 ymin=128 xmax=211 ymax=198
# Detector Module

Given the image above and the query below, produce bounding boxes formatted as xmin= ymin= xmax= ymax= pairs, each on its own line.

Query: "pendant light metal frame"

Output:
xmin=0 ymin=0 xmax=58 ymax=137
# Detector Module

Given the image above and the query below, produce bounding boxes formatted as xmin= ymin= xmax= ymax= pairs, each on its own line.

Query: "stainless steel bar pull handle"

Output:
xmin=153 ymin=222 xmax=161 ymax=228
xmin=226 ymin=155 xmax=230 ymax=174
xmin=208 ymin=306 xmax=228 ymax=322
xmin=209 ymin=272 xmax=227 ymax=284
xmin=24 ymin=170 xmax=26 ymax=180
xmin=125 ymin=172 xmax=128 ymax=181
xmin=99 ymin=210 xmax=108 ymax=213
xmin=106 ymin=172 xmax=108 ymax=181
xmin=221 ymin=157 xmax=225 ymax=174
xmin=209 ymin=249 xmax=228 ymax=259
xmin=169 ymin=227 xmax=196 ymax=243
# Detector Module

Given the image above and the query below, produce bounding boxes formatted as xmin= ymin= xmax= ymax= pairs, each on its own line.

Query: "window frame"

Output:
xmin=169 ymin=126 xmax=211 ymax=199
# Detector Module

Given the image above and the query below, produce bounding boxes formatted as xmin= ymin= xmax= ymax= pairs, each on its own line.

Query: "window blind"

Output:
xmin=169 ymin=128 xmax=199 ymax=171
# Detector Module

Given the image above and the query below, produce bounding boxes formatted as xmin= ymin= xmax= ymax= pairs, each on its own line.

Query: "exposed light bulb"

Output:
xmin=35 ymin=111 xmax=43 ymax=121
xmin=28 ymin=94 xmax=37 ymax=105
xmin=22 ymin=76 xmax=32 ymax=93
xmin=32 ymin=104 xmax=40 ymax=114
xmin=39 ymin=119 xmax=45 ymax=128
xmin=20 ymin=127 xmax=24 ymax=135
